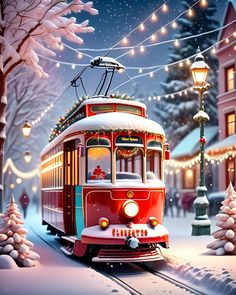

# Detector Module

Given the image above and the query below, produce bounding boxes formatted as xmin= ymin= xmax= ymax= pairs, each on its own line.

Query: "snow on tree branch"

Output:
xmin=0 ymin=0 xmax=98 ymax=78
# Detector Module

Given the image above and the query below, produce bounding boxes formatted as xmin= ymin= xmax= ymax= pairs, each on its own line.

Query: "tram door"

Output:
xmin=64 ymin=140 xmax=76 ymax=234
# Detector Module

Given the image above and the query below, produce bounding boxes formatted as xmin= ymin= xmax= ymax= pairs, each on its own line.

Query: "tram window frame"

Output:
xmin=91 ymin=105 xmax=114 ymax=114
xmin=86 ymin=137 xmax=112 ymax=183
xmin=116 ymin=105 xmax=142 ymax=116
xmin=115 ymin=147 xmax=143 ymax=182
xmin=146 ymin=149 xmax=162 ymax=181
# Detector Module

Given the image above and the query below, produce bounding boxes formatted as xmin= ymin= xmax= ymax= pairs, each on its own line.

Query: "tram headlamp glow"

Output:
xmin=98 ymin=217 xmax=109 ymax=229
xmin=149 ymin=217 xmax=159 ymax=227
xmin=123 ymin=200 xmax=139 ymax=218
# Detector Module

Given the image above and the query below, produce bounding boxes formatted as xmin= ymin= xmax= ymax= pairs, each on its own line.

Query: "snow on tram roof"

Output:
xmin=41 ymin=112 xmax=164 ymax=155
xmin=78 ymin=97 xmax=147 ymax=111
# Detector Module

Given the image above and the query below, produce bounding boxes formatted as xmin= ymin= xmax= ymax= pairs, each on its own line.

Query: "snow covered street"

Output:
xmin=0 ymin=208 xmax=235 ymax=295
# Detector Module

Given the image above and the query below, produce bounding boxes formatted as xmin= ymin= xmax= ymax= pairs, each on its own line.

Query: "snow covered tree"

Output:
xmin=0 ymin=194 xmax=40 ymax=267
xmin=0 ymin=0 xmax=98 ymax=211
xmin=207 ymin=183 xmax=236 ymax=255
xmin=155 ymin=0 xmax=219 ymax=148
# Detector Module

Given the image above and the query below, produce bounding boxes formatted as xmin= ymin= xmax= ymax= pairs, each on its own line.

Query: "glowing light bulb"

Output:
xmin=161 ymin=27 xmax=167 ymax=34
xmin=186 ymin=59 xmax=191 ymax=65
xmin=148 ymin=96 xmax=151 ymax=101
xmin=184 ymin=90 xmax=188 ymax=95
xmin=140 ymin=45 xmax=145 ymax=53
xmin=139 ymin=68 xmax=143 ymax=73
xmin=157 ymin=96 xmax=160 ymax=101
xmin=174 ymin=39 xmax=180 ymax=47
xmin=234 ymin=45 xmax=236 ymax=51
xmin=151 ymin=13 xmax=157 ymax=21
xmin=130 ymin=48 xmax=135 ymax=55
xmin=150 ymin=34 xmax=157 ymax=42
xmin=122 ymin=37 xmax=128 ymax=45
xmin=164 ymin=66 xmax=169 ymax=72
xmin=233 ymin=31 xmax=236 ymax=38
xmin=211 ymin=47 xmax=216 ymax=54
xmin=225 ymin=37 xmax=230 ymax=44
xmin=139 ymin=23 xmax=145 ymax=31
xmin=162 ymin=3 xmax=168 ymax=12
xmin=172 ymin=21 xmax=177 ymax=29
xmin=77 ymin=52 xmax=83 ymax=59
xmin=56 ymin=62 xmax=60 ymax=68
xmin=149 ymin=72 xmax=154 ymax=78
xmin=71 ymin=64 xmax=76 ymax=69
xmin=201 ymin=0 xmax=207 ymax=7
xmin=179 ymin=61 xmax=183 ymax=67
xmin=188 ymin=8 xmax=193 ymax=17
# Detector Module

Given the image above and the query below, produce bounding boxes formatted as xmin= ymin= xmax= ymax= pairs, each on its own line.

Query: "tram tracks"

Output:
xmin=30 ymin=226 xmax=207 ymax=295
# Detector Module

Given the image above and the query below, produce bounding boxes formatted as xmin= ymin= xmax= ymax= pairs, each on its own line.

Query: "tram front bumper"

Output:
xmin=81 ymin=223 xmax=169 ymax=246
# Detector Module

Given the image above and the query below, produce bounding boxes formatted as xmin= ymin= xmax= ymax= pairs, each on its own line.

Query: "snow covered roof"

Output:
xmin=217 ymin=0 xmax=236 ymax=42
xmin=206 ymin=133 xmax=236 ymax=153
xmin=41 ymin=112 xmax=164 ymax=155
xmin=171 ymin=126 xmax=218 ymax=159
xmin=78 ymin=97 xmax=147 ymax=111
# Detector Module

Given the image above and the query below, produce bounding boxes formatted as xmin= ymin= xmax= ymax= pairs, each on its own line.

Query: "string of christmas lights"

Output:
xmin=109 ymin=31 xmax=236 ymax=93
xmin=32 ymin=31 xmax=235 ymax=127
xmin=116 ymin=0 xmax=203 ymax=60
xmin=3 ymin=159 xmax=40 ymax=179
xmin=38 ymin=20 xmax=235 ymax=72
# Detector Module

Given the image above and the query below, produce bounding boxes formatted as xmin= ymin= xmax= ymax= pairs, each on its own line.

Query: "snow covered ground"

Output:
xmin=161 ymin=212 xmax=236 ymax=295
xmin=0 ymin=206 xmax=235 ymax=295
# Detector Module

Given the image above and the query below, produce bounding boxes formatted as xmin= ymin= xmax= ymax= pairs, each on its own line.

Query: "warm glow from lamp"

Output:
xmin=190 ymin=49 xmax=210 ymax=87
xmin=22 ymin=121 xmax=32 ymax=138
xmin=24 ymin=151 xmax=32 ymax=163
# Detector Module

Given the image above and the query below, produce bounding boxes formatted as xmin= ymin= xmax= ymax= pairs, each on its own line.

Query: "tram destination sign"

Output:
xmin=116 ymin=136 xmax=143 ymax=145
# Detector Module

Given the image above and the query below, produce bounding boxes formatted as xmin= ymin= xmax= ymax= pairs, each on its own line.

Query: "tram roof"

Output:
xmin=78 ymin=97 xmax=147 ymax=111
xmin=41 ymin=112 xmax=165 ymax=155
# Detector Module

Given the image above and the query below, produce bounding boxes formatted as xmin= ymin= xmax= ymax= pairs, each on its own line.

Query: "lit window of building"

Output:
xmin=183 ymin=168 xmax=195 ymax=189
xmin=225 ymin=66 xmax=235 ymax=92
xmin=225 ymin=112 xmax=236 ymax=136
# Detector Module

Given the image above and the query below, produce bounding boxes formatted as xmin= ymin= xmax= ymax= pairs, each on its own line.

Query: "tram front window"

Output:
xmin=146 ymin=150 xmax=161 ymax=181
xmin=116 ymin=147 xmax=142 ymax=182
xmin=87 ymin=147 xmax=111 ymax=182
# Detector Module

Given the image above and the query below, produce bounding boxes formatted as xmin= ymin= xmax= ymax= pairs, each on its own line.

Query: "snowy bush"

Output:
xmin=0 ymin=195 xmax=40 ymax=267
xmin=207 ymin=183 xmax=236 ymax=255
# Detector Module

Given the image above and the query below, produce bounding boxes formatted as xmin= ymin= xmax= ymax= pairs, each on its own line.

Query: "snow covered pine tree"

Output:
xmin=207 ymin=183 xmax=236 ymax=255
xmin=0 ymin=194 xmax=40 ymax=267
xmin=0 ymin=0 xmax=98 ymax=211
xmin=155 ymin=0 xmax=219 ymax=148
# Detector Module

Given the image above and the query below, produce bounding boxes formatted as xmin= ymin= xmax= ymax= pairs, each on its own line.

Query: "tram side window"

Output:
xmin=87 ymin=147 xmax=111 ymax=182
xmin=146 ymin=150 xmax=161 ymax=181
xmin=116 ymin=147 xmax=142 ymax=181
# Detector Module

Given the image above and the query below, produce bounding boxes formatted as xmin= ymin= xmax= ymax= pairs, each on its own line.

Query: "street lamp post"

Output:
xmin=190 ymin=48 xmax=211 ymax=236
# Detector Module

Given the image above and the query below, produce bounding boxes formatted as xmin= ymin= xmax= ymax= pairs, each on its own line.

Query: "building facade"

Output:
xmin=208 ymin=0 xmax=236 ymax=190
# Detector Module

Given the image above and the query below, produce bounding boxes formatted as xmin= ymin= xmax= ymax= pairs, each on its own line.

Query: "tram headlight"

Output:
xmin=123 ymin=200 xmax=139 ymax=218
xmin=98 ymin=217 xmax=109 ymax=230
xmin=149 ymin=217 xmax=159 ymax=227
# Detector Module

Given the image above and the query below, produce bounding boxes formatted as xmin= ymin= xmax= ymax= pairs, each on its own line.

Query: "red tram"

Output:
xmin=40 ymin=59 xmax=169 ymax=262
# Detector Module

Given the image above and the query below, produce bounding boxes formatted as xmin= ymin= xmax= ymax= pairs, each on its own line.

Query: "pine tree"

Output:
xmin=207 ymin=183 xmax=236 ymax=255
xmin=155 ymin=0 xmax=219 ymax=148
xmin=0 ymin=195 xmax=40 ymax=267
